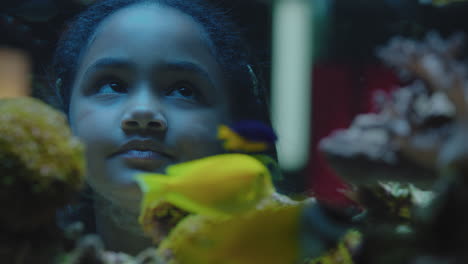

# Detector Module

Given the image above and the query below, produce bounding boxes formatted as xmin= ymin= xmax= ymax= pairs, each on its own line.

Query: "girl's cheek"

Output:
xmin=71 ymin=109 xmax=97 ymax=138
xmin=71 ymin=104 xmax=111 ymax=143
xmin=171 ymin=112 xmax=224 ymax=160
xmin=69 ymin=98 xmax=94 ymax=132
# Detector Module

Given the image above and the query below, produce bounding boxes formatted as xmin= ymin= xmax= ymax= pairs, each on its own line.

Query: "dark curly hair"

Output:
xmin=49 ymin=0 xmax=270 ymax=124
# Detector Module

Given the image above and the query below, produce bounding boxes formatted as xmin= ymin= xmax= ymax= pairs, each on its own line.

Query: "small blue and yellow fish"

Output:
xmin=218 ymin=120 xmax=277 ymax=152
xmin=218 ymin=121 xmax=282 ymax=179
xmin=136 ymin=153 xmax=276 ymax=222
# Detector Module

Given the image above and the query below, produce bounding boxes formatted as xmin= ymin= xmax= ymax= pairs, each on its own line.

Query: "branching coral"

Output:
xmin=62 ymin=235 xmax=164 ymax=264
xmin=319 ymin=32 xmax=468 ymax=186
xmin=320 ymin=32 xmax=468 ymax=263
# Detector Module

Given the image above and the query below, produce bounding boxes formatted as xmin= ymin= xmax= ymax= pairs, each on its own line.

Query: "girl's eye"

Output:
xmin=95 ymin=79 xmax=128 ymax=94
xmin=166 ymin=82 xmax=200 ymax=101
xmin=177 ymin=87 xmax=194 ymax=97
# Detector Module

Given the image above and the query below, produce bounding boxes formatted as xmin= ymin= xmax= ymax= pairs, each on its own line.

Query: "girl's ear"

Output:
xmin=247 ymin=64 xmax=259 ymax=99
xmin=54 ymin=77 xmax=69 ymax=114
xmin=55 ymin=78 xmax=63 ymax=100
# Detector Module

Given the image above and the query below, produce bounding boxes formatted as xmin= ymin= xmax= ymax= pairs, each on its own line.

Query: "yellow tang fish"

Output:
xmin=158 ymin=204 xmax=304 ymax=264
xmin=135 ymin=153 xmax=275 ymax=221
xmin=157 ymin=202 xmax=359 ymax=264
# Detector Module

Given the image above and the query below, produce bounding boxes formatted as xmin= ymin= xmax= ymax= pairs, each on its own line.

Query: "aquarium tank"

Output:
xmin=2 ymin=0 xmax=468 ymax=263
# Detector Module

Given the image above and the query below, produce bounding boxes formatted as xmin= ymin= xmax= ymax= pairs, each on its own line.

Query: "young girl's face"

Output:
xmin=68 ymin=4 xmax=231 ymax=212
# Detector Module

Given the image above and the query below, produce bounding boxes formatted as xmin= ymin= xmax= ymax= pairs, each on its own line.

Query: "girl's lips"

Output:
xmin=120 ymin=150 xmax=167 ymax=160
xmin=118 ymin=150 xmax=171 ymax=171
xmin=109 ymin=140 xmax=175 ymax=171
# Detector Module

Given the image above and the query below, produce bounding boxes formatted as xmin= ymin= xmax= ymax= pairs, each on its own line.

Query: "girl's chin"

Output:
xmin=112 ymin=185 xmax=142 ymax=213
xmin=92 ymin=166 xmax=163 ymax=211
xmin=92 ymin=180 xmax=143 ymax=214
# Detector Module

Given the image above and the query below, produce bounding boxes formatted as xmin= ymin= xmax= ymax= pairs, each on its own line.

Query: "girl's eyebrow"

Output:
xmin=156 ymin=60 xmax=216 ymax=89
xmin=162 ymin=61 xmax=209 ymax=77
xmin=83 ymin=58 xmax=216 ymax=88
xmin=83 ymin=57 xmax=135 ymax=77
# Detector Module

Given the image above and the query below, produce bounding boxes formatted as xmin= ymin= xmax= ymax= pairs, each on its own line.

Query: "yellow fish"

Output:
xmin=136 ymin=153 xmax=275 ymax=221
xmin=157 ymin=204 xmax=304 ymax=264
xmin=157 ymin=202 xmax=359 ymax=264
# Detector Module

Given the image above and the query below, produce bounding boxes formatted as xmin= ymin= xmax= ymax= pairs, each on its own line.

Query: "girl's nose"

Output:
xmin=121 ymin=109 xmax=167 ymax=132
xmin=121 ymin=92 xmax=168 ymax=132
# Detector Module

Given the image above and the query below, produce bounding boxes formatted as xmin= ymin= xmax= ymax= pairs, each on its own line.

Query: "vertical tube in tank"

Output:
xmin=271 ymin=0 xmax=313 ymax=171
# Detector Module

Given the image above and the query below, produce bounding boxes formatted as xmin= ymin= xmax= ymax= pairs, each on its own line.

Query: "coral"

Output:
xmin=308 ymin=230 xmax=361 ymax=264
xmin=62 ymin=235 xmax=164 ymax=264
xmin=320 ymin=32 xmax=468 ymax=263
xmin=319 ymin=32 xmax=467 ymax=187
xmin=0 ymin=97 xmax=85 ymax=232
xmin=0 ymin=97 xmax=85 ymax=263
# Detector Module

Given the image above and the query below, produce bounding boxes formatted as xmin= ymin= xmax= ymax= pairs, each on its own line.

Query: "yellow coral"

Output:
xmin=0 ymin=97 xmax=85 ymax=231
xmin=0 ymin=97 xmax=84 ymax=189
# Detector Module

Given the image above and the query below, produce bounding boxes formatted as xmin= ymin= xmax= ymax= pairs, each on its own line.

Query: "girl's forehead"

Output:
xmin=77 ymin=4 xmax=219 ymax=74
xmin=97 ymin=4 xmax=204 ymax=41
xmin=92 ymin=4 xmax=208 ymax=49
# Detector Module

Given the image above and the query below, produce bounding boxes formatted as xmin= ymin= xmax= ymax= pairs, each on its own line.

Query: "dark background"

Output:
xmin=3 ymin=0 xmax=468 ymax=80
